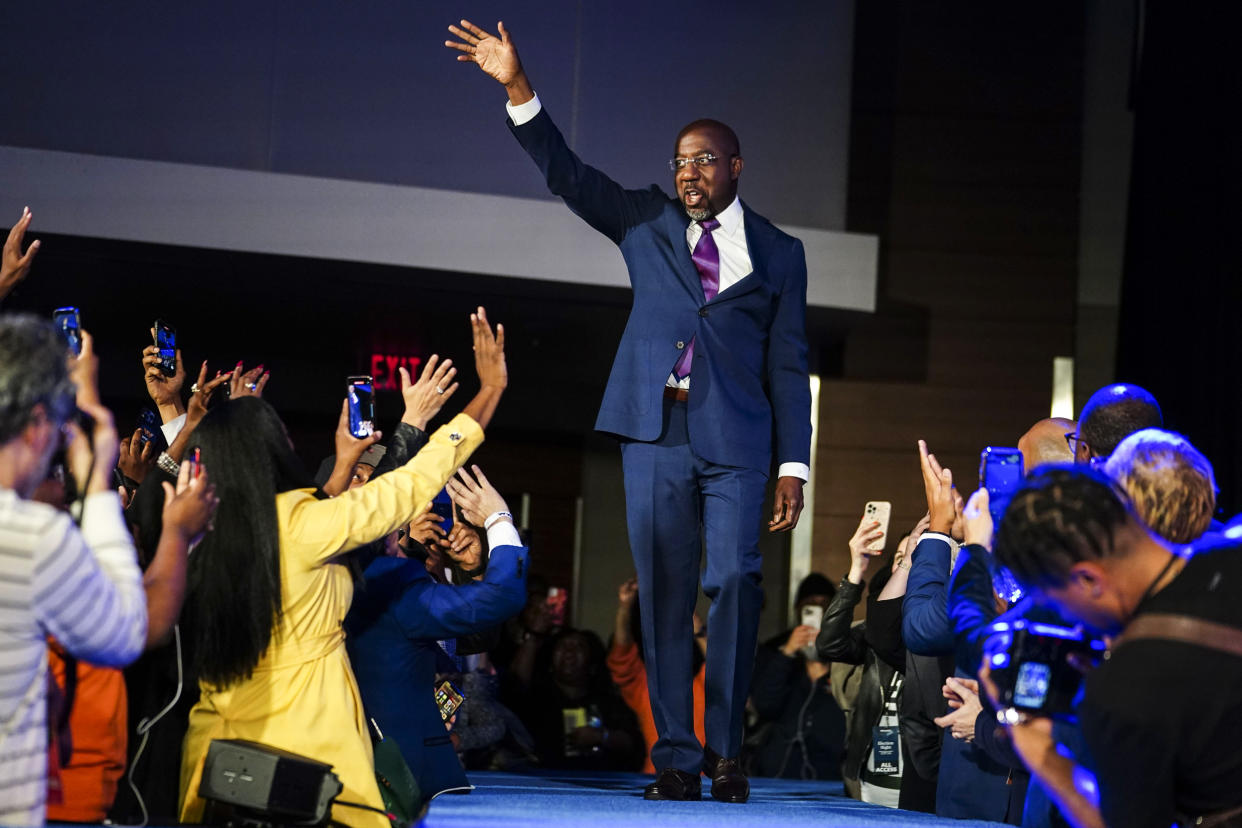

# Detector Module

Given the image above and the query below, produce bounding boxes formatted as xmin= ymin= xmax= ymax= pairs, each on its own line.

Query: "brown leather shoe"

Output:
xmin=643 ymin=767 xmax=702 ymax=801
xmin=702 ymin=748 xmax=749 ymax=803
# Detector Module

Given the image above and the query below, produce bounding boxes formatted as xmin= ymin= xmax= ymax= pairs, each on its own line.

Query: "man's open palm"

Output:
xmin=446 ymin=20 xmax=522 ymax=86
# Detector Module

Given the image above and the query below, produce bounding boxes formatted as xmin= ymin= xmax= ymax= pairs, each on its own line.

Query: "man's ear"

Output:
xmin=731 ymin=155 xmax=744 ymax=181
xmin=1068 ymin=561 xmax=1108 ymax=598
xmin=22 ymin=403 xmax=54 ymax=450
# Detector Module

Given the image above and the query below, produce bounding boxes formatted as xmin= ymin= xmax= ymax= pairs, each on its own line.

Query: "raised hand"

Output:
xmin=918 ymin=439 xmax=958 ymax=535
xmin=445 ymin=517 xmax=484 ymax=576
xmin=406 ymin=506 xmax=447 ymax=549
xmin=445 ymin=464 xmax=509 ymax=528
xmin=0 ymin=207 xmax=39 ymax=302
xmin=70 ymin=332 xmax=120 ymax=493
xmin=118 ymin=428 xmax=158 ymax=485
xmin=781 ymin=625 xmax=819 ymax=657
xmin=400 ymin=355 xmax=458 ymax=430
xmin=229 ymin=361 xmax=269 ymax=399
xmin=185 ymin=362 xmax=230 ymax=429
xmin=445 ymin=20 xmax=529 ymax=94
xmin=962 ymin=487 xmax=994 ymax=550
xmin=459 ymin=306 xmax=507 ymax=430
xmin=847 ymin=514 xmax=886 ymax=583
xmin=471 ymin=306 xmax=507 ymax=390
xmin=617 ymin=577 xmax=638 ymax=609
xmin=321 ymin=398 xmax=383 ymax=496
xmin=161 ymin=460 xmax=219 ymax=548
xmin=142 ymin=335 xmax=186 ymax=421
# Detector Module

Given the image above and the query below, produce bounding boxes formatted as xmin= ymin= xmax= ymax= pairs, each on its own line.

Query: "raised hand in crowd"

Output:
xmin=0 ymin=206 xmax=40 ymax=303
xmin=934 ymin=676 xmax=983 ymax=743
xmin=164 ymin=361 xmax=230 ymax=463
xmin=781 ymin=623 xmax=819 ymax=659
xmin=229 ymin=361 xmax=269 ymax=399
xmin=160 ymin=460 xmax=218 ymax=548
xmin=143 ymin=459 xmax=219 ymax=647
xmin=117 ymin=428 xmax=158 ymax=485
xmin=143 ymin=333 xmax=186 ymax=424
xmin=961 ymin=488 xmax=993 ymax=550
xmin=322 ymin=397 xmax=384 ymax=497
xmin=918 ymin=439 xmax=962 ymax=537
xmin=445 ymin=19 xmax=534 ymax=106
xmin=406 ymin=505 xmax=448 ymax=549
xmin=400 ymin=355 xmax=458 ymax=430
xmin=446 ymin=464 xmax=510 ymax=528
xmin=68 ymin=331 xmax=121 ymax=496
xmin=446 ymin=498 xmax=485 ymax=577
xmin=846 ymin=513 xmax=886 ymax=585
xmin=613 ymin=577 xmax=639 ymax=649
xmin=461 ymin=306 xmax=508 ymax=430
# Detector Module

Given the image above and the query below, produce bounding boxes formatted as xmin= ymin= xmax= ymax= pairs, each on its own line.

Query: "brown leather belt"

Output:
xmin=663 ymin=386 xmax=689 ymax=403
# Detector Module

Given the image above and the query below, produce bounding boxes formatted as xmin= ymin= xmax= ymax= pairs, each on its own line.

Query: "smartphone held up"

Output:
xmin=154 ymin=319 xmax=177 ymax=376
xmin=346 ymin=375 xmax=375 ymax=439
xmin=52 ymin=307 xmax=82 ymax=356
xmin=863 ymin=500 xmax=891 ymax=553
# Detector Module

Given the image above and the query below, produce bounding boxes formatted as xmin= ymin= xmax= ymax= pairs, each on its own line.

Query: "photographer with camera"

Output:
xmin=984 ymin=465 xmax=1242 ymax=828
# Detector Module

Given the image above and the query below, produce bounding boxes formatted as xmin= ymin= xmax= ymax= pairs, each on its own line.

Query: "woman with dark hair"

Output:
xmin=177 ymin=309 xmax=507 ymax=827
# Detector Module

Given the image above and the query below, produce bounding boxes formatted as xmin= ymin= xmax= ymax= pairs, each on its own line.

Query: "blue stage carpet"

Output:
xmin=423 ymin=771 xmax=1006 ymax=827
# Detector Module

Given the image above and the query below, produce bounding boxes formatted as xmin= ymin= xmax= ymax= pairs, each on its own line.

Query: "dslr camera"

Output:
xmin=982 ymin=618 xmax=1106 ymax=718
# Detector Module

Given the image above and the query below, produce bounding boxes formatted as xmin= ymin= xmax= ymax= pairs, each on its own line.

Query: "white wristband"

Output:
xmin=484 ymin=511 xmax=513 ymax=530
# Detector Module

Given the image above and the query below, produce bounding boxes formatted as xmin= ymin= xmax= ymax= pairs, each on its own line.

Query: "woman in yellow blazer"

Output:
xmin=178 ymin=309 xmax=506 ymax=827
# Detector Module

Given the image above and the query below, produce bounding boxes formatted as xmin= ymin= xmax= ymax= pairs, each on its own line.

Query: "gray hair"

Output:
xmin=0 ymin=314 xmax=77 ymax=444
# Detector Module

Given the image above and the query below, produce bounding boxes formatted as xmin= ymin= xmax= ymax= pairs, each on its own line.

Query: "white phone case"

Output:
xmin=863 ymin=501 xmax=892 ymax=552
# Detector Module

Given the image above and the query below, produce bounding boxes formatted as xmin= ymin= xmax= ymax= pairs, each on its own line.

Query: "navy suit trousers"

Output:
xmin=620 ymin=396 xmax=766 ymax=774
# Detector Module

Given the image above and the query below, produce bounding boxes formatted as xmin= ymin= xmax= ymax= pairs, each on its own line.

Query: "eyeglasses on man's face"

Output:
xmin=1064 ymin=432 xmax=1091 ymax=458
xmin=668 ymin=153 xmax=723 ymax=172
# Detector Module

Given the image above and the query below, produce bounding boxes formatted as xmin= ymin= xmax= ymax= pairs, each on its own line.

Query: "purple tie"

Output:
xmin=673 ymin=219 xmax=721 ymax=380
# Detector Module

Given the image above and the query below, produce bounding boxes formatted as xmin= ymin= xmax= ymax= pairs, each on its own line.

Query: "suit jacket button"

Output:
xmin=698 ymin=308 xmax=708 ymax=317
xmin=676 ymin=341 xmax=685 ymax=349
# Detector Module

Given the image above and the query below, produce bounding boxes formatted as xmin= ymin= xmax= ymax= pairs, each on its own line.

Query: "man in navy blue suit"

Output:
xmin=448 ymin=19 xmax=812 ymax=804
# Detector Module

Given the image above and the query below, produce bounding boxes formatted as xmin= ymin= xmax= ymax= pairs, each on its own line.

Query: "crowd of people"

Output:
xmin=2 ymin=14 xmax=1241 ymax=828
xmin=4 ymin=193 xmax=1241 ymax=828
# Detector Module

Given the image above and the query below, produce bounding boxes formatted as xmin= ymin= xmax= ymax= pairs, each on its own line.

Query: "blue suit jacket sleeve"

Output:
xmin=389 ymin=545 xmax=529 ymax=640
xmin=509 ymin=107 xmax=666 ymax=246
xmin=902 ymin=535 xmax=956 ymax=656
xmin=766 ymin=235 xmax=812 ymax=467
xmin=947 ymin=543 xmax=1001 ymax=678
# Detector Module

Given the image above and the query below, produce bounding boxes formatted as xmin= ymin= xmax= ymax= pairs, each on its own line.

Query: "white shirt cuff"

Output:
xmin=916 ymin=531 xmax=961 ymax=571
xmin=777 ymin=462 xmax=810 ymax=482
xmin=161 ymin=412 xmax=187 ymax=446
xmin=486 ymin=520 xmax=522 ymax=556
xmin=505 ymin=92 xmax=542 ymax=126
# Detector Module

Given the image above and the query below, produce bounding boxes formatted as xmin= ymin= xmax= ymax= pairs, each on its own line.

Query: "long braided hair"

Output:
xmin=994 ymin=464 xmax=1133 ymax=590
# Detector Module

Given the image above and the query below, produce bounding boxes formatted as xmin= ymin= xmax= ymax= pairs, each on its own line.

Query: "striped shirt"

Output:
xmin=0 ymin=489 xmax=146 ymax=826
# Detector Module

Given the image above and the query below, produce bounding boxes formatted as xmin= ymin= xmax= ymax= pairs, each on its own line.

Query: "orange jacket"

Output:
xmin=46 ymin=641 xmax=128 ymax=822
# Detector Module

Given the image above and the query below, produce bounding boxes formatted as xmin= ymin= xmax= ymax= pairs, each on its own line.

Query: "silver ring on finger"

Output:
xmin=190 ymin=383 xmax=201 ymax=394
xmin=246 ymin=382 xmax=258 ymax=391
xmin=435 ymin=386 xmax=445 ymax=395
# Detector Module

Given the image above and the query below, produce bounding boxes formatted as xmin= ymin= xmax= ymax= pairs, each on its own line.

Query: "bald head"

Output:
xmin=1018 ymin=417 xmax=1077 ymax=473
xmin=675 ymin=119 xmax=740 ymax=157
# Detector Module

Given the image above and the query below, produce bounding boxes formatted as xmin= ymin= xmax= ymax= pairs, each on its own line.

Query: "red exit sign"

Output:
xmin=370 ymin=354 xmax=423 ymax=391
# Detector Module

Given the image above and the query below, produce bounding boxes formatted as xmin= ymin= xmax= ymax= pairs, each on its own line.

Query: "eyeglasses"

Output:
xmin=1064 ymin=432 xmax=1090 ymax=457
xmin=668 ymin=153 xmax=721 ymax=172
